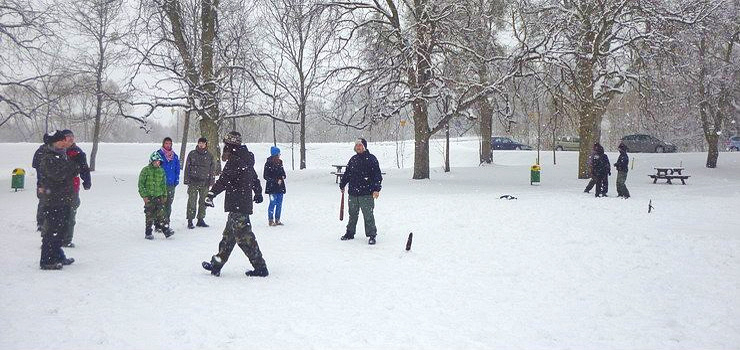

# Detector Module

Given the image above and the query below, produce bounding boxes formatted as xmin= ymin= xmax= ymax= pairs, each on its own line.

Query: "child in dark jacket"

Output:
xmin=592 ymin=143 xmax=611 ymax=197
xmin=263 ymin=146 xmax=286 ymax=226
xmin=614 ymin=143 xmax=630 ymax=198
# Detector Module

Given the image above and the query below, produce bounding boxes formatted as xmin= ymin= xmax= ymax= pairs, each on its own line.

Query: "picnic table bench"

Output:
xmin=331 ymin=164 xmax=386 ymax=183
xmin=649 ymin=166 xmax=690 ymax=184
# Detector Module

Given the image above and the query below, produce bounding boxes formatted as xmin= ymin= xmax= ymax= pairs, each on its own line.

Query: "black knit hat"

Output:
xmin=356 ymin=138 xmax=367 ymax=149
xmin=198 ymin=137 xmax=208 ymax=144
xmin=61 ymin=129 xmax=74 ymax=137
xmin=46 ymin=130 xmax=66 ymax=144
xmin=223 ymin=131 xmax=242 ymax=146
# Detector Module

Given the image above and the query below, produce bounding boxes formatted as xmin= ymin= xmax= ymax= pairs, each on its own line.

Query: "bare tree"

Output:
xmin=0 ymin=0 xmax=58 ymax=129
xmin=515 ymin=0 xmax=717 ymax=178
xmin=61 ymin=0 xmax=126 ymax=171
xmin=331 ymin=0 xmax=534 ymax=179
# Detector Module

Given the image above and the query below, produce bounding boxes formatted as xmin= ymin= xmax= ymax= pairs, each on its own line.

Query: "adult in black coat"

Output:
xmin=36 ymin=130 xmax=79 ymax=269
xmin=263 ymin=146 xmax=286 ymax=226
xmin=202 ymin=131 xmax=268 ymax=277
xmin=339 ymin=138 xmax=383 ymax=244
xmin=592 ymin=143 xmax=611 ymax=197
xmin=614 ymin=143 xmax=630 ymax=198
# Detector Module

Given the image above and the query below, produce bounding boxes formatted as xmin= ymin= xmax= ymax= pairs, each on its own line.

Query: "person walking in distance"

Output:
xmin=263 ymin=146 xmax=286 ymax=226
xmin=184 ymin=137 xmax=215 ymax=229
xmin=339 ymin=138 xmax=383 ymax=245
xmin=583 ymin=143 xmax=598 ymax=193
xmin=201 ymin=131 xmax=268 ymax=277
xmin=592 ymin=143 xmax=611 ymax=197
xmin=36 ymin=130 xmax=79 ymax=270
xmin=157 ymin=137 xmax=180 ymax=228
xmin=60 ymin=129 xmax=91 ymax=248
xmin=614 ymin=143 xmax=631 ymax=199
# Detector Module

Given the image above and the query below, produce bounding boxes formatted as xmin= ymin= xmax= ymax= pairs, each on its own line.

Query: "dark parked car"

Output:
xmin=491 ymin=136 xmax=532 ymax=150
xmin=725 ymin=135 xmax=740 ymax=151
xmin=620 ymin=134 xmax=677 ymax=153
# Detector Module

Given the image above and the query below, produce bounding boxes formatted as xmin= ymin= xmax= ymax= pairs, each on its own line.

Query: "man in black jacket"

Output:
xmin=614 ymin=143 xmax=630 ymax=198
xmin=201 ymin=131 xmax=268 ymax=277
xmin=36 ymin=130 xmax=79 ymax=270
xmin=339 ymin=138 xmax=383 ymax=245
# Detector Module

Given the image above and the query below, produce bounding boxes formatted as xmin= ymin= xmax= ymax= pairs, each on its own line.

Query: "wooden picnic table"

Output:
xmin=331 ymin=164 xmax=347 ymax=183
xmin=649 ymin=166 xmax=690 ymax=184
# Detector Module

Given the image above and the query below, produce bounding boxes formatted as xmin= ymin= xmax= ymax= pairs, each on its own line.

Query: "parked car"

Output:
xmin=491 ymin=136 xmax=532 ymax=150
xmin=725 ymin=135 xmax=740 ymax=151
xmin=554 ymin=136 xmax=580 ymax=151
xmin=620 ymin=134 xmax=677 ymax=153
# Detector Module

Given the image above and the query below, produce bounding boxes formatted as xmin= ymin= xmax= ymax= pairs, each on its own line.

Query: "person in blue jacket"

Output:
xmin=157 ymin=137 xmax=180 ymax=227
xmin=339 ymin=138 xmax=383 ymax=245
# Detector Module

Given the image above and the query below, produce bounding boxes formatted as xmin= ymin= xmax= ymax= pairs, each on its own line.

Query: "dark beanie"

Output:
xmin=61 ymin=129 xmax=74 ymax=137
xmin=46 ymin=130 xmax=65 ymax=144
xmin=198 ymin=137 xmax=208 ymax=144
xmin=357 ymin=138 xmax=368 ymax=149
xmin=223 ymin=131 xmax=242 ymax=146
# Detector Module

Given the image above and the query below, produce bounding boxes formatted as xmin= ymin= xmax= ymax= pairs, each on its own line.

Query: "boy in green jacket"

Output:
xmin=138 ymin=152 xmax=174 ymax=239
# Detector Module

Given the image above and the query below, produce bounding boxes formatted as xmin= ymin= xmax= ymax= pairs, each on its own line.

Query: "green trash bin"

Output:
xmin=11 ymin=168 xmax=25 ymax=191
xmin=530 ymin=164 xmax=541 ymax=185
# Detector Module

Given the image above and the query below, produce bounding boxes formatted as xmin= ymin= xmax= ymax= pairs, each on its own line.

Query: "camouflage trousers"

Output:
xmin=616 ymin=171 xmax=630 ymax=197
xmin=209 ymin=212 xmax=267 ymax=273
xmin=144 ymin=196 xmax=167 ymax=228
xmin=186 ymin=184 xmax=209 ymax=220
xmin=63 ymin=194 xmax=81 ymax=246
xmin=163 ymin=186 xmax=176 ymax=225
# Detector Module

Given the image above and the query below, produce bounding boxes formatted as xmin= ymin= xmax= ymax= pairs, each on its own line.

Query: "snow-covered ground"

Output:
xmin=1 ymin=139 xmax=738 ymax=349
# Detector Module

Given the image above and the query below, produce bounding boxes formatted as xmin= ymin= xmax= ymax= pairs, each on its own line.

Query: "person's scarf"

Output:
xmin=160 ymin=147 xmax=174 ymax=161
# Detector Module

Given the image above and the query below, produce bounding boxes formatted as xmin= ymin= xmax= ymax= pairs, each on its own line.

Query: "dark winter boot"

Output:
xmin=202 ymin=256 xmax=222 ymax=276
xmin=340 ymin=232 xmax=355 ymax=240
xmin=62 ymin=257 xmax=75 ymax=266
xmin=40 ymin=262 xmax=63 ymax=270
xmin=368 ymin=236 xmax=376 ymax=245
xmin=268 ymin=220 xmax=275 ymax=226
xmin=188 ymin=220 xmax=195 ymax=229
xmin=162 ymin=225 xmax=175 ymax=238
xmin=145 ymin=226 xmax=154 ymax=240
xmin=245 ymin=266 xmax=269 ymax=277
xmin=274 ymin=220 xmax=284 ymax=226
xmin=196 ymin=219 xmax=209 ymax=228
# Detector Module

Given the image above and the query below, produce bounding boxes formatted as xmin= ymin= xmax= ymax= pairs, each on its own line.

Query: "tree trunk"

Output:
xmin=706 ymin=133 xmax=719 ymax=168
xmin=90 ymin=33 xmax=106 ymax=172
xmin=444 ymin=122 xmax=450 ymax=172
xmin=299 ymin=102 xmax=306 ymax=169
xmin=412 ymin=99 xmax=431 ymax=179
xmin=200 ymin=117 xmax=221 ymax=172
xmin=179 ymin=109 xmax=190 ymax=168
xmin=478 ymin=97 xmax=493 ymax=164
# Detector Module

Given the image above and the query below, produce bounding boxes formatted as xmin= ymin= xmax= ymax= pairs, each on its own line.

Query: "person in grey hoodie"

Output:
xmin=184 ymin=137 xmax=216 ymax=229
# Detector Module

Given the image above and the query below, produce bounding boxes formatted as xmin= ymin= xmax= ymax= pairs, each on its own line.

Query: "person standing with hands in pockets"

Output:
xmin=339 ymin=138 xmax=383 ymax=245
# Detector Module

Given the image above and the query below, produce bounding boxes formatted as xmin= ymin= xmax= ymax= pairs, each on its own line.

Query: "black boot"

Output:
xmin=196 ymin=219 xmax=209 ymax=228
xmin=62 ymin=257 xmax=75 ymax=265
xmin=368 ymin=236 xmax=376 ymax=245
xmin=40 ymin=262 xmax=63 ymax=270
xmin=340 ymin=232 xmax=355 ymax=240
xmin=245 ymin=266 xmax=269 ymax=277
xmin=145 ymin=225 xmax=154 ymax=240
xmin=162 ymin=225 xmax=174 ymax=238
xmin=202 ymin=256 xmax=222 ymax=276
xmin=187 ymin=220 xmax=194 ymax=229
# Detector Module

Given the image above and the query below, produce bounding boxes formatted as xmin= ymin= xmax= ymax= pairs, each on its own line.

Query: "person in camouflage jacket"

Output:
xmin=201 ymin=131 xmax=268 ymax=277
xmin=184 ymin=137 xmax=215 ymax=229
xmin=138 ymin=152 xmax=173 ymax=239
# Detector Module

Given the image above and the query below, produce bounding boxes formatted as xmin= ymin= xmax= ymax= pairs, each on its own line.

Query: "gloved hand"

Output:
xmin=253 ymin=193 xmax=263 ymax=204
xmin=204 ymin=192 xmax=215 ymax=207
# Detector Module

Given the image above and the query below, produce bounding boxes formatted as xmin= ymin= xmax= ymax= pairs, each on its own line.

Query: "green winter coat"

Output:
xmin=138 ymin=164 xmax=168 ymax=198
